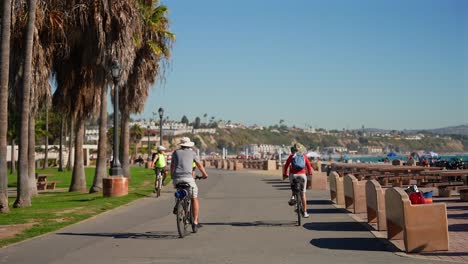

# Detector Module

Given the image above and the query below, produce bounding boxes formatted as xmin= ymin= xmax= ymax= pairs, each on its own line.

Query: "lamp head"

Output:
xmin=158 ymin=107 xmax=164 ymax=119
xmin=111 ymin=60 xmax=121 ymax=80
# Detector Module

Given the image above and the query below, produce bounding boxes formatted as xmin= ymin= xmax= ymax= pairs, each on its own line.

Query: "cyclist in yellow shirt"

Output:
xmin=152 ymin=146 xmax=168 ymax=192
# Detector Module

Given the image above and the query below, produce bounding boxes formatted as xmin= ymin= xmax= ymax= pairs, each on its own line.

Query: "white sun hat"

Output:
xmin=157 ymin=146 xmax=166 ymax=151
xmin=179 ymin=137 xmax=195 ymax=147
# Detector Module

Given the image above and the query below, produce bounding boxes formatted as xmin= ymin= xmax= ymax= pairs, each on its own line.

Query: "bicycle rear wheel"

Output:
xmin=156 ymin=175 xmax=162 ymax=197
xmin=190 ymin=202 xmax=198 ymax=233
xmin=176 ymin=200 xmax=186 ymax=238
xmin=296 ymin=192 xmax=302 ymax=226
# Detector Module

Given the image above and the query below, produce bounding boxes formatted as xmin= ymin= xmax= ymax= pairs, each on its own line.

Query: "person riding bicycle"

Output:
xmin=152 ymin=146 xmax=168 ymax=192
xmin=171 ymin=137 xmax=208 ymax=229
xmin=283 ymin=144 xmax=313 ymax=218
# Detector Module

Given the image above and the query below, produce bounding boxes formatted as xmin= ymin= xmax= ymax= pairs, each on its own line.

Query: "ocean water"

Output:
xmin=335 ymin=155 xmax=468 ymax=163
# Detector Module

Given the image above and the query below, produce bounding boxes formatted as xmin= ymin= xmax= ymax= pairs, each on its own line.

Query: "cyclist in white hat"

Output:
xmin=171 ymin=137 xmax=208 ymax=229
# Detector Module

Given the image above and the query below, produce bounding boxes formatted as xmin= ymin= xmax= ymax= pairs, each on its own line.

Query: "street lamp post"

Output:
xmin=109 ymin=60 xmax=123 ymax=176
xmin=147 ymin=125 xmax=151 ymax=160
xmin=158 ymin=107 xmax=164 ymax=146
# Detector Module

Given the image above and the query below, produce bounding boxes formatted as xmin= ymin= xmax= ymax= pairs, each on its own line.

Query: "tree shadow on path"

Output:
xmin=303 ymin=221 xmax=368 ymax=232
xmin=203 ymin=221 xmax=297 ymax=227
xmin=307 ymin=200 xmax=333 ymax=205
xmin=310 ymin=237 xmax=397 ymax=252
xmin=57 ymin=231 xmax=179 ymax=240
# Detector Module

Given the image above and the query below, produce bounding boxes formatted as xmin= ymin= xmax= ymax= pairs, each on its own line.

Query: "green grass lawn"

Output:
xmin=1 ymin=166 xmax=170 ymax=247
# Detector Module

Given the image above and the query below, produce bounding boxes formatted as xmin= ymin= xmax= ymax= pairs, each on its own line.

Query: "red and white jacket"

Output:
xmin=283 ymin=153 xmax=313 ymax=176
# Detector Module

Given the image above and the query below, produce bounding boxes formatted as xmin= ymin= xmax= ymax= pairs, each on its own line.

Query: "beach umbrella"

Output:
xmin=424 ymin=151 xmax=439 ymax=158
xmin=306 ymin=151 xmax=321 ymax=158
xmin=387 ymin=152 xmax=397 ymax=157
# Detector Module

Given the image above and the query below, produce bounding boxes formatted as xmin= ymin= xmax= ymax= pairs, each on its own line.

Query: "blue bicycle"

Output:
xmin=174 ymin=176 xmax=204 ymax=238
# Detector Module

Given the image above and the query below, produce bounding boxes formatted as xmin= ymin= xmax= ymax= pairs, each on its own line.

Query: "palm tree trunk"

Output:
xmin=66 ymin=116 xmax=74 ymax=170
xmin=121 ymin=114 xmax=130 ymax=178
xmin=28 ymin=114 xmax=37 ymax=197
xmin=14 ymin=0 xmax=36 ymax=208
xmin=69 ymin=118 xmax=86 ymax=192
xmin=43 ymin=101 xmax=48 ymax=169
xmin=0 ymin=0 xmax=12 ymax=213
xmin=10 ymin=138 xmax=16 ymax=174
xmin=90 ymin=84 xmax=108 ymax=193
xmin=58 ymin=114 xmax=63 ymax=171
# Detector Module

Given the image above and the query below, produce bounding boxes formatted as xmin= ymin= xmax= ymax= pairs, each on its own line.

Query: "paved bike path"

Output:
xmin=0 ymin=169 xmax=448 ymax=264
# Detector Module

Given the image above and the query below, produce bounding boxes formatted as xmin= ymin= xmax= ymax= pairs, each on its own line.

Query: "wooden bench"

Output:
xmin=365 ymin=180 xmax=387 ymax=231
xmin=36 ymin=173 xmax=60 ymax=191
xmin=385 ymin=187 xmax=448 ymax=253
xmin=343 ymin=174 xmax=367 ymax=214
xmin=329 ymin=172 xmax=345 ymax=205
xmin=438 ymin=183 xmax=467 ymax=197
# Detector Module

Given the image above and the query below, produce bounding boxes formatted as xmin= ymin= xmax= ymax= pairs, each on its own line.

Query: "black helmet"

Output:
xmin=290 ymin=144 xmax=298 ymax=153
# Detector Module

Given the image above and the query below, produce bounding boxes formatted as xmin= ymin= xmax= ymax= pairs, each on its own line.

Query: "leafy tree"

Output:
xmin=193 ymin=117 xmax=201 ymax=129
xmin=193 ymin=137 xmax=202 ymax=148
xmin=181 ymin=115 xmax=189 ymax=125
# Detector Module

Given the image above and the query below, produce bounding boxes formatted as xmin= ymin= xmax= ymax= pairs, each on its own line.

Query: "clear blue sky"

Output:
xmin=137 ymin=0 xmax=468 ymax=130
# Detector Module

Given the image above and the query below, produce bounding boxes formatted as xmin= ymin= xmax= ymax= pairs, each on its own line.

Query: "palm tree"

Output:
xmin=43 ymin=100 xmax=49 ymax=169
xmin=203 ymin=113 xmax=207 ymax=126
xmin=90 ymin=83 xmax=108 ymax=193
xmin=28 ymin=111 xmax=37 ymax=197
xmin=118 ymin=0 xmax=174 ymax=177
xmin=58 ymin=114 xmax=64 ymax=171
xmin=13 ymin=0 xmax=38 ymax=208
xmin=0 ymin=0 xmax=12 ymax=213
xmin=130 ymin=124 xmax=144 ymax=156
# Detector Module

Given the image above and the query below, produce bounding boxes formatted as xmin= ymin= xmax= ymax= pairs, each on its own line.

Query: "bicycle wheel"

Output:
xmin=176 ymin=200 xmax=186 ymax=238
xmin=190 ymin=201 xmax=198 ymax=233
xmin=156 ymin=175 xmax=162 ymax=198
xmin=296 ymin=192 xmax=302 ymax=226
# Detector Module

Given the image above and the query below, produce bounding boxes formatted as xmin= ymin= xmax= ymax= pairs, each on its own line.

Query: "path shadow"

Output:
xmin=448 ymin=224 xmax=468 ymax=232
xmin=447 ymin=213 xmax=468 ymax=219
xmin=307 ymin=208 xmax=347 ymax=214
xmin=57 ymin=231 xmax=179 ymax=240
xmin=304 ymin=221 xmax=368 ymax=231
xmin=275 ymin=188 xmax=292 ymax=191
xmin=310 ymin=237 xmax=396 ymax=252
xmin=447 ymin=205 xmax=468 ymax=210
xmin=203 ymin=221 xmax=297 ymax=227
xmin=271 ymin=184 xmax=291 ymax=188
xmin=307 ymin=200 xmax=333 ymax=205
xmin=434 ymin=199 xmax=463 ymax=203
xmin=262 ymin=179 xmax=285 ymax=184
xmin=420 ymin=252 xmax=468 ymax=256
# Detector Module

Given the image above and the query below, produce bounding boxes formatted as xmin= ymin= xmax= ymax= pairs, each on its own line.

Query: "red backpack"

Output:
xmin=409 ymin=192 xmax=425 ymax=204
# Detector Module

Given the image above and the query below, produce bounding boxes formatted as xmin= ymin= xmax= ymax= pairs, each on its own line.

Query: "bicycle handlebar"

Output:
xmin=194 ymin=175 xmax=207 ymax=180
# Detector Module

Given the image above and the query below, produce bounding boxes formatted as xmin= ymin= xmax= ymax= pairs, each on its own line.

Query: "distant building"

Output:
xmin=361 ymin=146 xmax=383 ymax=154
xmin=324 ymin=146 xmax=348 ymax=153
xmin=193 ymin=128 xmax=216 ymax=134
xmin=303 ymin=128 xmax=316 ymax=133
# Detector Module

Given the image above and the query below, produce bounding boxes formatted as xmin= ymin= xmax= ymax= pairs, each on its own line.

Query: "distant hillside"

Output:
xmin=425 ymin=124 xmax=468 ymax=135
xmin=358 ymin=124 xmax=468 ymax=136
xmin=188 ymin=127 xmax=467 ymax=153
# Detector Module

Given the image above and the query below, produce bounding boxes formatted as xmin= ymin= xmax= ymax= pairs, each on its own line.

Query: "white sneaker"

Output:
xmin=288 ymin=196 xmax=296 ymax=206
xmin=302 ymin=212 xmax=310 ymax=218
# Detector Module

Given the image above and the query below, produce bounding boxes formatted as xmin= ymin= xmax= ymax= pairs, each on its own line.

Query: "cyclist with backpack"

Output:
xmin=283 ymin=144 xmax=313 ymax=218
xmin=152 ymin=146 xmax=168 ymax=193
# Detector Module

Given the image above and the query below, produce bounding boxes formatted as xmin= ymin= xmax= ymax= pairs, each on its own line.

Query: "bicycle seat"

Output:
xmin=292 ymin=178 xmax=305 ymax=185
xmin=176 ymin=183 xmax=191 ymax=189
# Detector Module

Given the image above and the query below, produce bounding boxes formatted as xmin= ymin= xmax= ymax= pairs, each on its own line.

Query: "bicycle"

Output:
xmin=154 ymin=168 xmax=165 ymax=198
xmin=174 ymin=176 xmax=205 ymax=238
xmin=291 ymin=177 xmax=305 ymax=226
